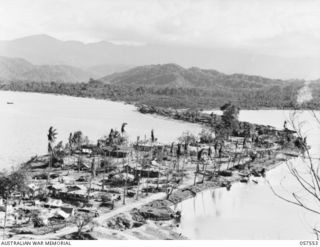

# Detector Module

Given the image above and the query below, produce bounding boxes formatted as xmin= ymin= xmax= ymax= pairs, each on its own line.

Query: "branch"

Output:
xmin=288 ymin=112 xmax=320 ymax=193
xmin=267 ymin=180 xmax=320 ymax=216
xmin=311 ymin=111 xmax=320 ymax=127
xmin=287 ymin=164 xmax=319 ymax=201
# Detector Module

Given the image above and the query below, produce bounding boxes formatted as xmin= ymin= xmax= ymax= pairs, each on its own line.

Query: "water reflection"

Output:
xmin=175 ymin=177 xmax=316 ymax=239
xmin=2 ymin=91 xmax=320 ymax=239
xmin=175 ymin=110 xmax=320 ymax=239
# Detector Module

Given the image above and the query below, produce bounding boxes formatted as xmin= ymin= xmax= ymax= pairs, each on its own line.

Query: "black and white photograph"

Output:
xmin=0 ymin=0 xmax=320 ymax=243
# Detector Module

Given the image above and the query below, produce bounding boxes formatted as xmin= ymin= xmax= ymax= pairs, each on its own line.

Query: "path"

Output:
xmin=93 ymin=192 xmax=167 ymax=225
xmin=93 ymin=173 xmax=196 ymax=225
xmin=13 ymin=175 xmax=194 ymax=240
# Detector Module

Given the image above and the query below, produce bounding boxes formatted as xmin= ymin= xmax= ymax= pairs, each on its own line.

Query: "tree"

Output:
xmin=122 ymin=157 xmax=127 ymax=205
xmin=87 ymin=158 xmax=96 ymax=199
xmin=73 ymin=213 xmax=93 ymax=239
xmin=199 ymin=128 xmax=215 ymax=144
xmin=268 ymin=111 xmax=320 ymax=238
xmin=121 ymin=123 xmax=128 ymax=135
xmin=47 ymin=126 xmax=57 ymax=188
xmin=217 ymin=103 xmax=240 ymax=138
xmin=106 ymin=128 xmax=128 ymax=146
xmin=151 ymin=129 xmax=155 ymax=142
xmin=0 ymin=167 xmax=28 ymax=239
xmin=178 ymin=131 xmax=197 ymax=145
xmin=69 ymin=131 xmax=89 ymax=151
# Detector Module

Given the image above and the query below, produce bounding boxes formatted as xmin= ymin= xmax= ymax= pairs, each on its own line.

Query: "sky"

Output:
xmin=0 ymin=0 xmax=320 ymax=77
xmin=0 ymin=0 xmax=320 ymax=59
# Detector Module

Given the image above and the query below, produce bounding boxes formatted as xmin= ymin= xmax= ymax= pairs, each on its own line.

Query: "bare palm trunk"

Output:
xmin=46 ymin=151 xmax=52 ymax=193
xmin=123 ymin=180 xmax=126 ymax=205
xmin=157 ymin=163 xmax=160 ymax=189
xmin=177 ymin=158 xmax=179 ymax=172
xmin=181 ymin=157 xmax=185 ymax=183
xmin=102 ymin=152 xmax=106 ymax=191
xmin=194 ymin=162 xmax=199 ymax=186
xmin=146 ymin=167 xmax=150 ymax=196
xmin=202 ymin=161 xmax=208 ymax=183
xmin=135 ymin=151 xmax=140 ymax=201
xmin=136 ymin=176 xmax=140 ymax=201
xmin=78 ymin=156 xmax=80 ymax=173
xmin=123 ymin=158 xmax=127 ymax=205
xmin=193 ymin=171 xmax=197 ymax=186
xmin=2 ymin=199 xmax=7 ymax=240
xmin=87 ymin=176 xmax=93 ymax=199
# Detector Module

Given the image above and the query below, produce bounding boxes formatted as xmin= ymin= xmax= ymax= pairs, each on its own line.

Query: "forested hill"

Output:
xmin=96 ymin=63 xmax=304 ymax=109
xmin=101 ymin=63 xmax=287 ymax=90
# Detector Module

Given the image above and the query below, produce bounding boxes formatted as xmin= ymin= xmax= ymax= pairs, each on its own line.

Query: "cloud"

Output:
xmin=0 ymin=0 xmax=320 ymax=58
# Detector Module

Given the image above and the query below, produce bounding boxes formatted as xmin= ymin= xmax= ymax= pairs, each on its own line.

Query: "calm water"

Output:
xmin=1 ymin=91 xmax=320 ymax=239
xmin=175 ymin=110 xmax=320 ymax=239
xmin=0 ymin=91 xmax=202 ymax=170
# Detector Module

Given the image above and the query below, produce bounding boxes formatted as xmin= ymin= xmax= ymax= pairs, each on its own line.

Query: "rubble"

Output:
xmin=0 ymin=113 xmax=306 ymax=240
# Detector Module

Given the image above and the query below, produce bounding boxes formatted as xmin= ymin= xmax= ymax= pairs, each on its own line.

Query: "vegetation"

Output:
xmin=178 ymin=131 xmax=197 ymax=145
xmin=68 ymin=131 xmax=90 ymax=152
xmin=218 ymin=103 xmax=240 ymax=138
xmin=0 ymin=78 xmax=305 ymax=110
xmin=0 ymin=166 xmax=28 ymax=239
xmin=0 ymin=106 xmax=305 ymax=239
xmin=47 ymin=126 xmax=57 ymax=188
xmin=268 ymin=111 xmax=320 ymax=239
xmin=72 ymin=213 xmax=93 ymax=239
xmin=198 ymin=128 xmax=215 ymax=144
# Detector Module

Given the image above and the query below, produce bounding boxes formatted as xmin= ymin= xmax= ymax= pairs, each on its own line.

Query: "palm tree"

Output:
xmin=180 ymin=143 xmax=188 ymax=183
xmin=194 ymin=149 xmax=204 ymax=185
xmin=101 ymin=147 xmax=107 ymax=191
xmin=47 ymin=126 xmax=57 ymax=189
xmin=122 ymin=157 xmax=127 ymax=205
xmin=87 ymin=158 xmax=95 ymax=199
xmin=176 ymin=143 xmax=181 ymax=172
xmin=77 ymin=156 xmax=81 ymax=173
xmin=194 ymin=162 xmax=199 ymax=186
xmin=68 ymin=132 xmax=73 ymax=153
xmin=156 ymin=147 xmax=163 ymax=189
xmin=121 ymin=123 xmax=128 ymax=135
xmin=135 ymin=137 xmax=141 ymax=201
xmin=151 ymin=129 xmax=155 ymax=143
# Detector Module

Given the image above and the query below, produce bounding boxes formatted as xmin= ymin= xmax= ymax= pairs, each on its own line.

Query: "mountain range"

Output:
xmin=0 ymin=56 xmax=131 ymax=83
xmin=0 ymin=56 xmax=92 ymax=82
xmin=0 ymin=55 xmax=303 ymax=90
xmin=0 ymin=34 xmax=319 ymax=80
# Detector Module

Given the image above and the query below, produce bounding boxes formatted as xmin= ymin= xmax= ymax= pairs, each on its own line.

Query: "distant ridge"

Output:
xmin=0 ymin=56 xmax=93 ymax=83
xmin=100 ymin=63 xmax=287 ymax=89
xmin=0 ymin=56 xmax=131 ymax=83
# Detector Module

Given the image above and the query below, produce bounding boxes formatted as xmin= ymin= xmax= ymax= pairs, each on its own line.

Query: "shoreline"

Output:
xmin=0 ymin=89 xmax=305 ymax=240
xmin=85 ymin=150 xmax=293 ymax=240
xmin=0 ymin=88 xmax=315 ymax=111
xmin=9 ymin=146 xmax=296 ymax=240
